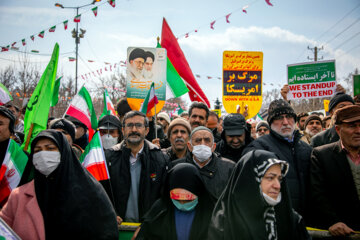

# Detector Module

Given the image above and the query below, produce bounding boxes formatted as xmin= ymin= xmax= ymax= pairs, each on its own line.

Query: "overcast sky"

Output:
xmin=0 ymin=0 xmax=359 ymax=108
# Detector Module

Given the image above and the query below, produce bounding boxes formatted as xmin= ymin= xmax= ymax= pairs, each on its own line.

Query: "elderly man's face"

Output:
xmin=130 ymin=57 xmax=145 ymax=72
xmin=0 ymin=114 xmax=11 ymax=142
xmin=170 ymin=125 xmax=189 ymax=152
xmin=225 ymin=134 xmax=245 ymax=149
xmin=144 ymin=57 xmax=153 ymax=71
xmin=336 ymin=121 xmax=360 ymax=150
xmin=189 ymin=108 xmax=207 ymax=129
xmin=187 ymin=130 xmax=215 ymax=152
xmin=271 ymin=114 xmax=295 ymax=138
xmin=305 ymin=120 xmax=322 ymax=137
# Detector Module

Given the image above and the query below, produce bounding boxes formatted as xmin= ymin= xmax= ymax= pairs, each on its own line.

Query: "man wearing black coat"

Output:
xmin=172 ymin=126 xmax=235 ymax=199
xmin=311 ymin=92 xmax=354 ymax=148
xmin=243 ymin=99 xmax=312 ymax=216
xmin=215 ymin=113 xmax=253 ymax=162
xmin=103 ymin=111 xmax=169 ymax=223
xmin=310 ymin=105 xmax=360 ymax=237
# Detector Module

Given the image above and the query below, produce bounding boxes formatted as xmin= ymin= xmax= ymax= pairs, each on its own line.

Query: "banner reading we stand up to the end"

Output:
xmin=287 ymin=60 xmax=336 ymax=100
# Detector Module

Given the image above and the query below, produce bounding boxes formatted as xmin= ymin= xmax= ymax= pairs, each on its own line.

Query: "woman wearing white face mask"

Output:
xmin=0 ymin=130 xmax=118 ymax=240
xmin=208 ymin=150 xmax=310 ymax=240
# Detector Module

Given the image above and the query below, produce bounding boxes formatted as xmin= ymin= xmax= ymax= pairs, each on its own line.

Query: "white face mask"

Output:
xmin=101 ymin=134 xmax=118 ymax=149
xmin=262 ymin=192 xmax=282 ymax=206
xmin=192 ymin=145 xmax=212 ymax=162
xmin=33 ymin=151 xmax=61 ymax=176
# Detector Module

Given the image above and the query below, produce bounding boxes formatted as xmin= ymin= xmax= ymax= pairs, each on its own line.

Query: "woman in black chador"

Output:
xmin=208 ymin=150 xmax=310 ymax=240
xmin=136 ymin=163 xmax=215 ymax=240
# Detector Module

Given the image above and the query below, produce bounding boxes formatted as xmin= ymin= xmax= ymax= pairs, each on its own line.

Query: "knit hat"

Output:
xmin=328 ymin=92 xmax=354 ymax=113
xmin=0 ymin=106 xmax=15 ymax=133
xmin=167 ymin=117 xmax=191 ymax=137
xmin=190 ymin=126 xmax=213 ymax=139
xmin=267 ymin=99 xmax=296 ymax=125
xmin=304 ymin=115 xmax=322 ymax=128
xmin=256 ymin=121 xmax=270 ymax=132
xmin=157 ymin=112 xmax=170 ymax=125
xmin=49 ymin=118 xmax=76 ymax=141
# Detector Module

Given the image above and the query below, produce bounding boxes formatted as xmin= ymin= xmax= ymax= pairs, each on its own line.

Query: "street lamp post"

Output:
xmin=55 ymin=1 xmax=98 ymax=94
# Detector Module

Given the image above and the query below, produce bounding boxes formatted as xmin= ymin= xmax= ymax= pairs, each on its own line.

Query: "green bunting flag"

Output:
xmin=63 ymin=20 xmax=68 ymax=30
xmin=38 ymin=31 xmax=45 ymax=38
xmin=49 ymin=26 xmax=56 ymax=32
xmin=22 ymin=43 xmax=59 ymax=152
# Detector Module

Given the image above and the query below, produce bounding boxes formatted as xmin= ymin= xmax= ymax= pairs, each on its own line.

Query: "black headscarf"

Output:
xmin=208 ymin=150 xmax=309 ymax=240
xmin=29 ymin=130 xmax=118 ymax=240
xmin=137 ymin=163 xmax=215 ymax=240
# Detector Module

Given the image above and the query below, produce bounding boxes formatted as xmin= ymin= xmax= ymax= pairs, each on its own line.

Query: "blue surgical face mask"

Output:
xmin=171 ymin=198 xmax=198 ymax=212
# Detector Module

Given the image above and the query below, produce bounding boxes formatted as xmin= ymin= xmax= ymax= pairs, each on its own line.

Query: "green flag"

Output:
xmin=354 ymin=74 xmax=360 ymax=96
xmin=99 ymin=89 xmax=116 ymax=120
xmin=156 ymin=42 xmax=188 ymax=99
xmin=177 ymin=103 xmax=184 ymax=114
xmin=22 ymin=43 xmax=59 ymax=152
xmin=51 ymin=77 xmax=61 ymax=107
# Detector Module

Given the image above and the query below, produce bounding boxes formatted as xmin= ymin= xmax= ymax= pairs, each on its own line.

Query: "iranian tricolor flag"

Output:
xmin=140 ymin=82 xmax=158 ymax=115
xmin=74 ymin=14 xmax=81 ymax=23
xmin=0 ymin=83 xmax=12 ymax=106
xmin=69 ymin=57 xmax=76 ymax=62
xmin=0 ymin=139 xmax=28 ymax=204
xmin=80 ymin=131 xmax=110 ymax=181
xmin=108 ymin=0 xmax=115 ymax=8
xmin=63 ymin=20 xmax=68 ymax=30
xmin=64 ymin=86 xmax=98 ymax=141
xmin=30 ymin=35 xmax=35 ymax=41
xmin=38 ymin=31 xmax=45 ymax=38
xmin=22 ymin=39 xmax=26 ymax=46
xmin=99 ymin=89 xmax=116 ymax=119
xmin=92 ymin=7 xmax=98 ymax=17
xmin=49 ymin=26 xmax=56 ymax=32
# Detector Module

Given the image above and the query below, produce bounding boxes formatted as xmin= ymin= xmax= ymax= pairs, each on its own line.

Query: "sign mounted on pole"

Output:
xmin=222 ymin=51 xmax=263 ymax=119
xmin=126 ymin=47 xmax=167 ymax=116
xmin=287 ymin=60 xmax=336 ymax=100
xmin=353 ymin=74 xmax=360 ymax=97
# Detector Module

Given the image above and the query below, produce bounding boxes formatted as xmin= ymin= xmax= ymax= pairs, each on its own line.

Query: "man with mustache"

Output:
xmin=162 ymin=118 xmax=191 ymax=161
xmin=243 ymin=99 xmax=312 ymax=217
xmin=103 ymin=111 xmax=169 ymax=225
xmin=301 ymin=115 xmax=323 ymax=144
xmin=188 ymin=101 xmax=209 ymax=130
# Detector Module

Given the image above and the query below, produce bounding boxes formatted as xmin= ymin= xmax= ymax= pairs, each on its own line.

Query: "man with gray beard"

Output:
xmin=162 ymin=118 xmax=191 ymax=161
xmin=243 ymin=99 xmax=312 ymax=217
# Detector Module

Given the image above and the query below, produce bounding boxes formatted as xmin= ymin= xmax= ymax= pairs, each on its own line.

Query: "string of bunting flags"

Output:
xmin=0 ymin=0 xmax=116 ymax=52
xmin=177 ymin=0 xmax=274 ymax=39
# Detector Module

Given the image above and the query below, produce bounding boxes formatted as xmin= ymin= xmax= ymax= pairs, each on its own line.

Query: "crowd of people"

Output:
xmin=0 ymin=87 xmax=359 ymax=239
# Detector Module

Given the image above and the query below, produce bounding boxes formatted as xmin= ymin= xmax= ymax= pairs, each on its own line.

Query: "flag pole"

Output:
xmin=23 ymin=123 xmax=34 ymax=152
xmin=154 ymin=102 xmax=157 ymax=139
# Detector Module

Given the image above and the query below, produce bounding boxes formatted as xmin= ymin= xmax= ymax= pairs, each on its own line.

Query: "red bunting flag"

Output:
xmin=92 ymin=7 xmax=98 ymax=17
xmin=88 ymin=60 xmax=94 ymax=62
xmin=161 ymin=18 xmax=210 ymax=107
xmin=11 ymin=42 xmax=16 ymax=47
xmin=30 ymin=35 xmax=34 ymax=41
xmin=38 ymin=31 xmax=45 ymax=38
xmin=210 ymin=21 xmax=216 ymax=29
xmin=49 ymin=26 xmax=56 ymax=32
xmin=69 ymin=57 xmax=76 ymax=62
xmin=108 ymin=0 xmax=115 ymax=8
xmin=207 ymin=76 xmax=212 ymax=79
xmin=1 ymin=47 xmax=9 ymax=52
xmin=265 ymin=0 xmax=273 ymax=6
xmin=185 ymin=33 xmax=189 ymax=38
xmin=63 ymin=20 xmax=68 ymax=30
xmin=195 ymin=29 xmax=198 ymax=32
xmin=242 ymin=6 xmax=248 ymax=13
xmin=226 ymin=13 xmax=231 ymax=23
xmin=195 ymin=74 xmax=200 ymax=78
xmin=74 ymin=14 xmax=81 ymax=23
xmin=22 ymin=39 xmax=26 ymax=46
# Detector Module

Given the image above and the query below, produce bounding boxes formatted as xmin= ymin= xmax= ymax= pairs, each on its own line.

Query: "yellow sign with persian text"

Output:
xmin=222 ymin=51 xmax=263 ymax=119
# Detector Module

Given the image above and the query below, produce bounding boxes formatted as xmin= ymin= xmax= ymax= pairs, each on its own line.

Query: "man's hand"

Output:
xmin=116 ymin=216 xmax=123 ymax=228
xmin=152 ymin=138 xmax=160 ymax=148
xmin=281 ymin=84 xmax=289 ymax=101
xmin=236 ymin=104 xmax=248 ymax=118
xmin=329 ymin=222 xmax=354 ymax=236
xmin=131 ymin=227 xmax=141 ymax=240
xmin=335 ymin=84 xmax=346 ymax=93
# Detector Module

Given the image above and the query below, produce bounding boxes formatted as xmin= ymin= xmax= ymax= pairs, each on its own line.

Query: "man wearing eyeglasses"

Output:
xmin=103 ymin=111 xmax=169 ymax=225
xmin=243 ymin=99 xmax=312 ymax=217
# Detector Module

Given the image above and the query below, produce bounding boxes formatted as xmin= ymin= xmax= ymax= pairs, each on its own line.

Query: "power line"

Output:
xmin=337 ymin=43 xmax=360 ymax=59
xmin=323 ymin=17 xmax=360 ymax=45
xmin=333 ymin=30 xmax=360 ymax=51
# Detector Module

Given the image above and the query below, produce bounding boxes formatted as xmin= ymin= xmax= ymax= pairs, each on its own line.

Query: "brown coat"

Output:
xmin=0 ymin=180 xmax=45 ymax=240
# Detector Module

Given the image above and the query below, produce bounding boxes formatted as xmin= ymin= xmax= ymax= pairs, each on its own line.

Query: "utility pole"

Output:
xmin=307 ymin=46 xmax=323 ymax=62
